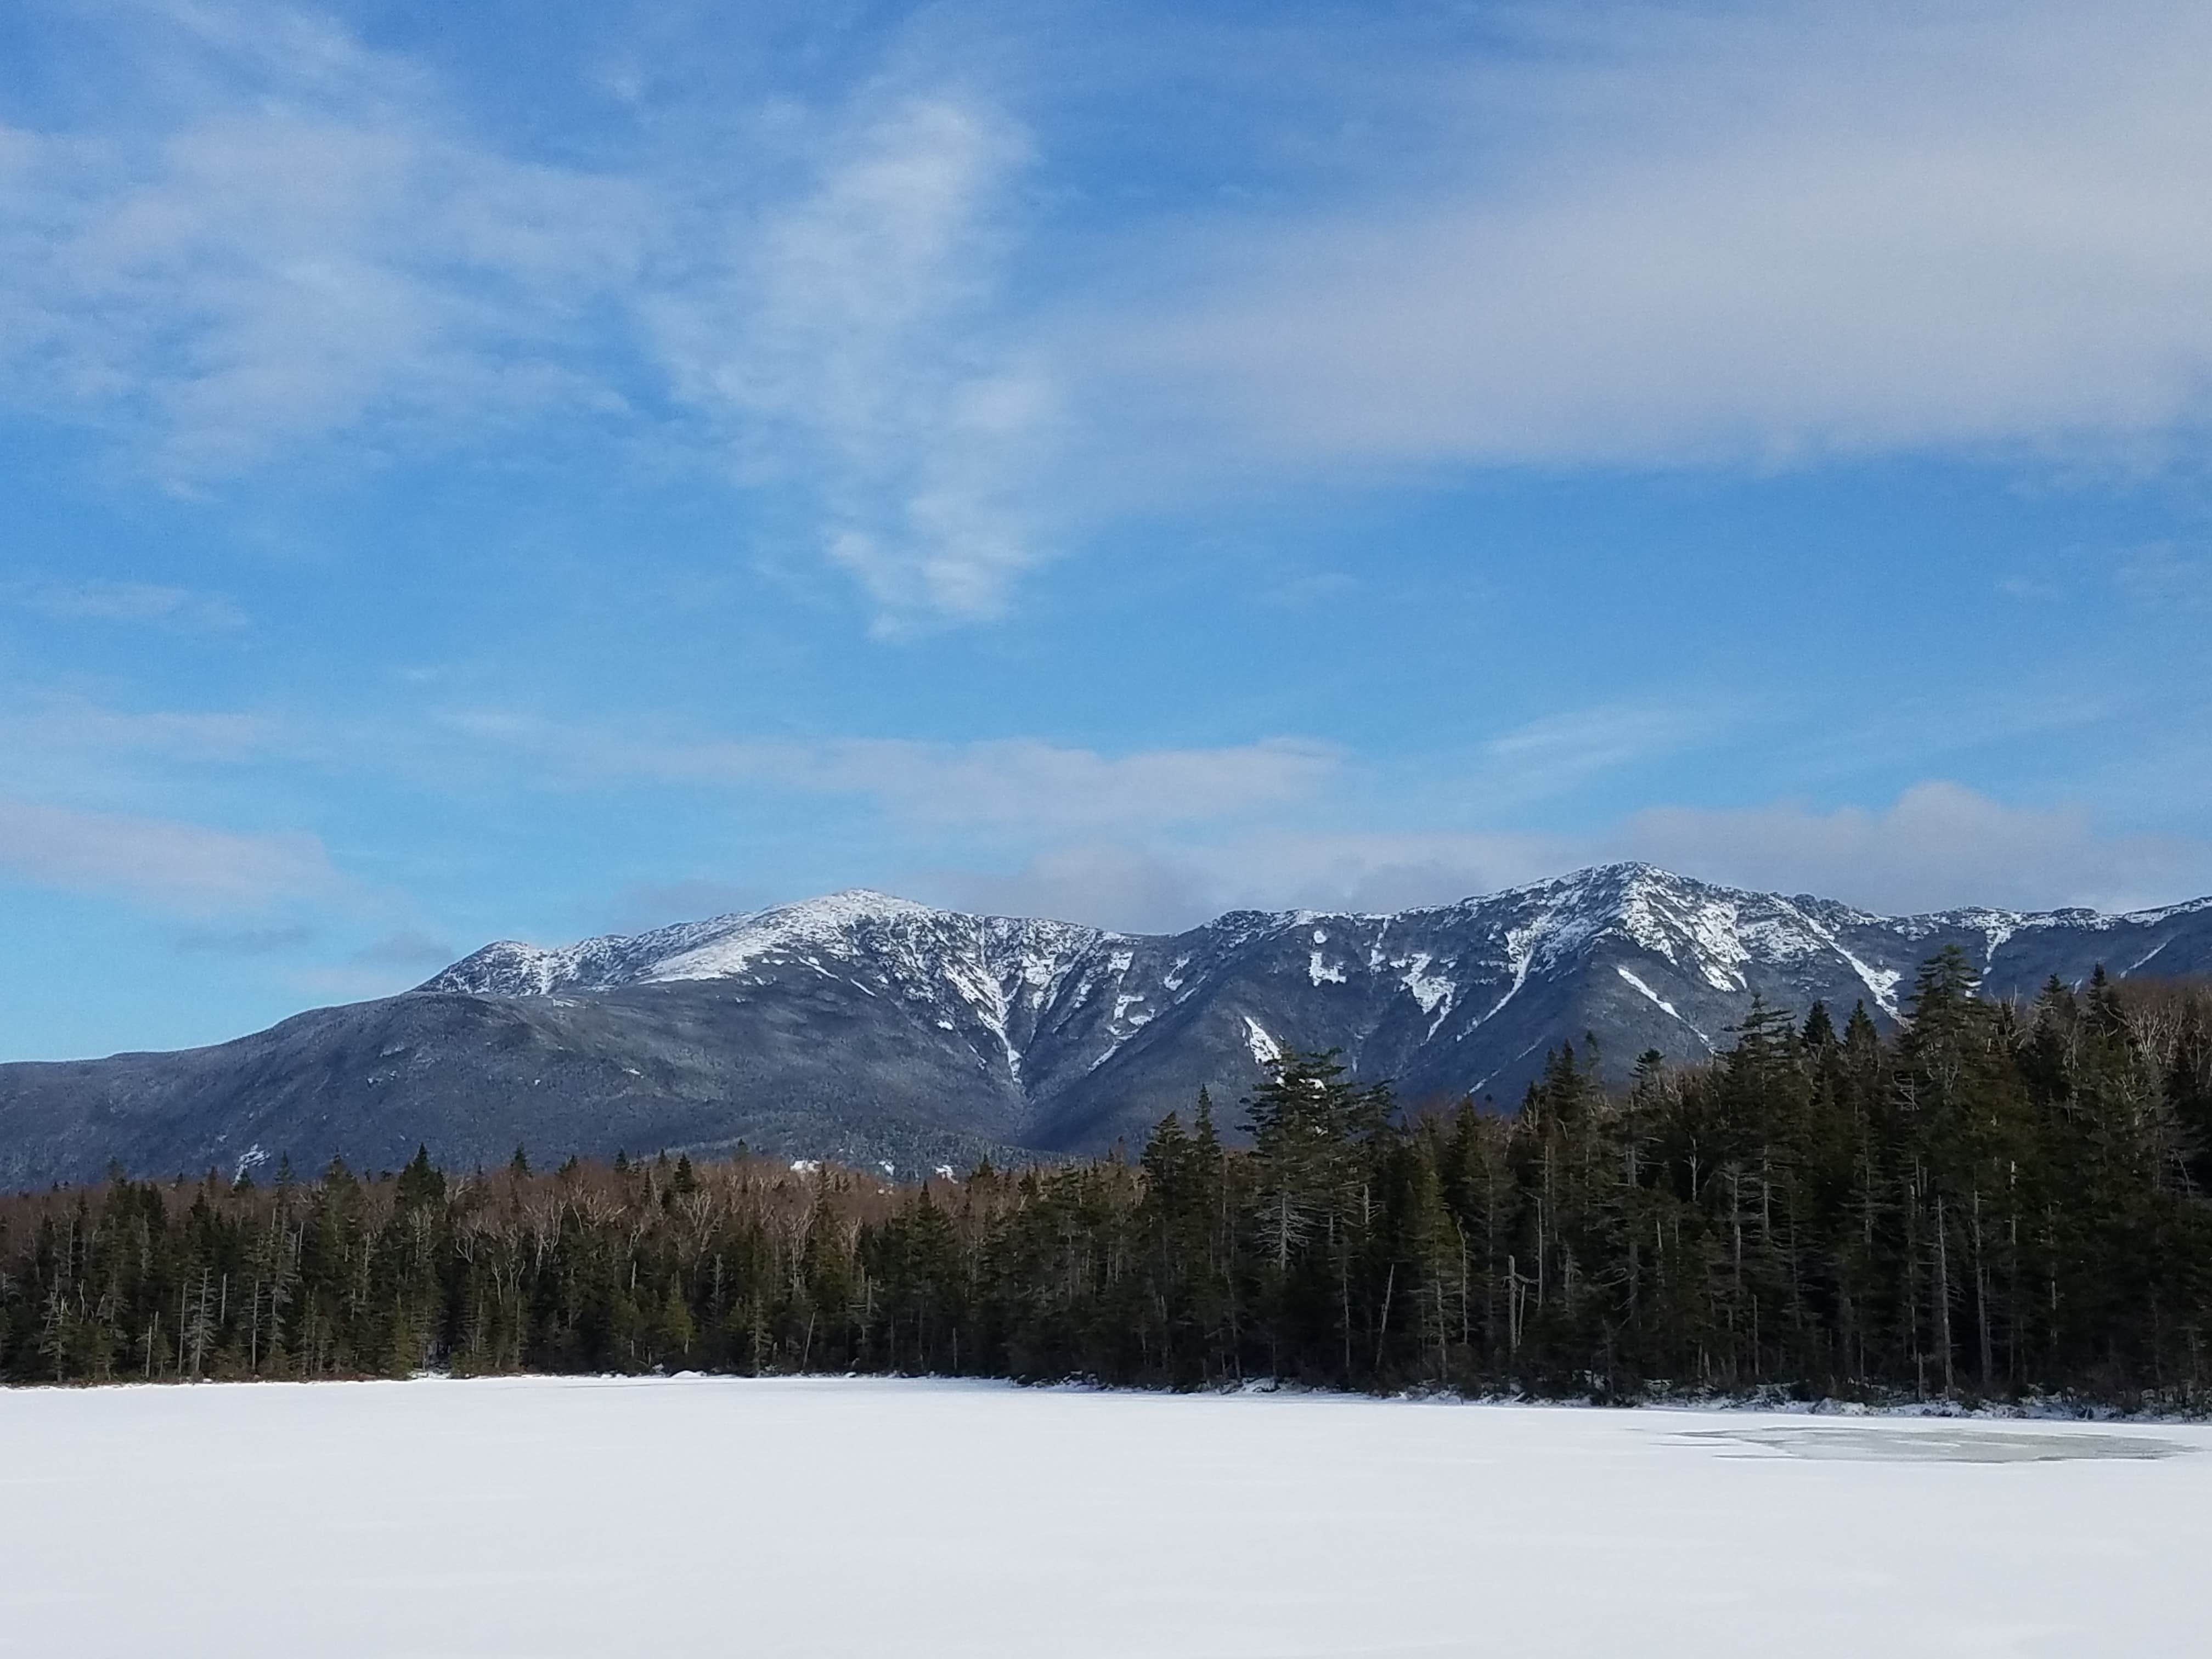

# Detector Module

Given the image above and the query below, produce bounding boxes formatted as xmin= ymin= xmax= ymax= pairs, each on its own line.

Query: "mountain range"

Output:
xmin=4 ymin=862 xmax=2209 ymax=1190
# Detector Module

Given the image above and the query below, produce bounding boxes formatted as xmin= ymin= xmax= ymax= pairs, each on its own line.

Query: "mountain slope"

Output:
xmin=5 ymin=865 xmax=2210 ymax=1188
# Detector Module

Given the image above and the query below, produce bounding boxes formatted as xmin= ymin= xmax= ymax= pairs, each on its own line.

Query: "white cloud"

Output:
xmin=1 ymin=6 xmax=1051 ymax=625
xmin=1613 ymin=782 xmax=2212 ymax=916
xmin=1093 ymin=0 xmax=2212 ymax=475
xmin=906 ymin=784 xmax=2212 ymax=932
xmin=172 ymin=922 xmax=316 ymax=956
xmin=431 ymin=699 xmax=2212 ymax=924
xmin=1262 ymin=572 xmax=1362 ymax=610
xmin=645 ymin=95 xmax=1052 ymax=625
xmin=0 ymin=11 xmax=648 ymax=484
xmin=923 ymin=843 xmax=1222 ymax=933
xmin=611 ymin=878 xmax=780 ymax=933
xmin=0 ymin=697 xmax=287 ymax=775
xmin=719 ymin=735 xmax=1338 ymax=832
xmin=2116 ymin=543 xmax=2211 ymax=611
xmin=10 ymin=1 xmax=2212 ymax=630
xmin=1481 ymin=702 xmax=1729 ymax=802
xmin=447 ymin=714 xmax=1341 ymax=835
xmin=0 ymin=796 xmax=340 ymax=914
xmin=4 ymin=579 xmax=246 ymax=630
xmin=349 ymin=930 xmax=457 ymax=968
xmin=283 ymin=963 xmax=425 ymax=1003
xmin=919 ymin=830 xmax=1574 ymax=933
xmin=1193 ymin=830 xmax=1572 ymax=920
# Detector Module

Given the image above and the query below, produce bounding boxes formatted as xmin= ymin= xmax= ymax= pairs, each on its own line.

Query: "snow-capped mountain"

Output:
xmin=5 ymin=864 xmax=2210 ymax=1189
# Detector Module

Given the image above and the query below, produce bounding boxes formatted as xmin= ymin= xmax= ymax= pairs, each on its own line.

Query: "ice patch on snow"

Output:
xmin=1680 ymin=1425 xmax=2186 ymax=1464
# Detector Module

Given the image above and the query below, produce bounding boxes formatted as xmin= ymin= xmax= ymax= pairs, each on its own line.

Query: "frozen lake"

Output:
xmin=1 ymin=1376 xmax=2203 ymax=1657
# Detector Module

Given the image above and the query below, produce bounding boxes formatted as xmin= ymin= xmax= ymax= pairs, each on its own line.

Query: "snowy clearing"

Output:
xmin=1 ymin=1376 xmax=2204 ymax=1657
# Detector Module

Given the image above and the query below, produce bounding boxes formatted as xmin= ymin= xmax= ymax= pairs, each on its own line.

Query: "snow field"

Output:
xmin=0 ymin=1376 xmax=2203 ymax=1658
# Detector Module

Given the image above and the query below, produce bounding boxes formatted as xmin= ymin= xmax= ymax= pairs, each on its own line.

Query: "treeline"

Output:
xmin=5 ymin=949 xmax=2210 ymax=1404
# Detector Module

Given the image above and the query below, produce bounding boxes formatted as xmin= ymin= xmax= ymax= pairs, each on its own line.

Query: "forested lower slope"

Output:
xmin=7 ymin=950 xmax=2209 ymax=1403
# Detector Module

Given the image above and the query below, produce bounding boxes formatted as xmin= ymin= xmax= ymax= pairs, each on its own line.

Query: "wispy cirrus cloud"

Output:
xmin=0 ymin=795 xmax=340 ymax=915
xmin=1616 ymin=782 xmax=2212 ymax=917
xmin=646 ymin=94 xmax=1054 ymax=625
xmin=0 ymin=5 xmax=651 ymax=483
xmin=918 ymin=784 xmax=2212 ymax=932
xmin=1479 ymin=701 xmax=1732 ymax=803
xmin=2117 ymin=543 xmax=2212 ymax=611
xmin=0 ymin=2 xmax=1051 ymax=627
xmin=176 ymin=927 xmax=454 ymax=1006
xmin=0 ymin=697 xmax=290 ymax=794
xmin=924 ymin=829 xmax=1571 ymax=932
xmin=4 ymin=578 xmax=246 ymax=630
xmin=610 ymin=878 xmax=780 ymax=933
xmin=646 ymin=735 xmax=1338 ymax=833
xmin=8 ymin=0 xmax=2212 ymax=637
xmin=442 ymin=710 xmax=1340 ymax=834
xmin=348 ymin=929 xmax=457 ymax=968
xmin=172 ymin=922 xmax=315 ymax=956
xmin=1090 ymin=0 xmax=2212 ymax=477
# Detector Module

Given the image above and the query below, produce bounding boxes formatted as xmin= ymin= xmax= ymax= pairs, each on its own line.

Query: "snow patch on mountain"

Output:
xmin=1616 ymin=966 xmax=1713 ymax=1049
xmin=411 ymin=861 xmax=2212 ymax=1133
xmin=2128 ymin=940 xmax=2172 ymax=973
xmin=1475 ymin=921 xmax=1544 ymax=1031
xmin=1837 ymin=947 xmax=1904 ymax=1018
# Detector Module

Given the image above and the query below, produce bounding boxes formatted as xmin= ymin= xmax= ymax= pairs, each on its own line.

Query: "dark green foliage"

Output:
xmin=6 ymin=960 xmax=2211 ymax=1405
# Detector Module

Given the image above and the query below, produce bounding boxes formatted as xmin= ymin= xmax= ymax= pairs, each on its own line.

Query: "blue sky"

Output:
xmin=4 ymin=0 xmax=2210 ymax=1060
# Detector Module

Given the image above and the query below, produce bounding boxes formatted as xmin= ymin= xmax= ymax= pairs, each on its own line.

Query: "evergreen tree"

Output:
xmin=6 ymin=958 xmax=2211 ymax=1405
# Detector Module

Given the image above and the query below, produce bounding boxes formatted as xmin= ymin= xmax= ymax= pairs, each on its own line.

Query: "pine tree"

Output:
xmin=8 ymin=956 xmax=2212 ymax=1403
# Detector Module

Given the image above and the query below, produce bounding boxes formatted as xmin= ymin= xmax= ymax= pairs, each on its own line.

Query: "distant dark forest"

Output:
xmin=6 ymin=948 xmax=2211 ymax=1404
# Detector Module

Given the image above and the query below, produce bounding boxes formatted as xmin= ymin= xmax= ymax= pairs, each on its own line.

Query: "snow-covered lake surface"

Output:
xmin=2 ymin=1376 xmax=2204 ymax=1657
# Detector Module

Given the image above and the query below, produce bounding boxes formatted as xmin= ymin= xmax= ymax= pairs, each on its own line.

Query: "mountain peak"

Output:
xmin=781 ymin=888 xmax=937 ymax=921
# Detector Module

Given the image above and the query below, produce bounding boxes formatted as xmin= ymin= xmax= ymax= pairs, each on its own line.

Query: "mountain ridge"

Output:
xmin=5 ymin=862 xmax=2210 ymax=1190
xmin=431 ymin=862 xmax=2212 ymax=1004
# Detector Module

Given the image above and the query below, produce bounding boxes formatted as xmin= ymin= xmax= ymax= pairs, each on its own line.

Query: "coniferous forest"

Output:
xmin=6 ymin=949 xmax=2211 ymax=1405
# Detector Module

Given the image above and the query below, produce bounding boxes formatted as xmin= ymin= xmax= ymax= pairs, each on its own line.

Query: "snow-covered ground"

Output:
xmin=1 ymin=1377 xmax=2203 ymax=1657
